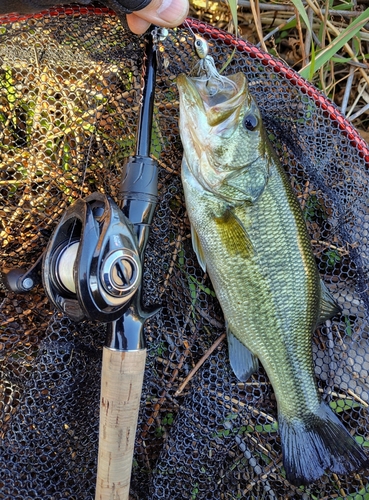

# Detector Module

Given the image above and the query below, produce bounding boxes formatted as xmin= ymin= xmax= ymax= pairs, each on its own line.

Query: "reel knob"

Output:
xmin=101 ymin=249 xmax=140 ymax=300
xmin=43 ymin=192 xmax=142 ymax=322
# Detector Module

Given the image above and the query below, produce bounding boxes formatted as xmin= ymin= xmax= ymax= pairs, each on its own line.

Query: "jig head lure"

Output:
xmin=188 ymin=30 xmax=238 ymax=96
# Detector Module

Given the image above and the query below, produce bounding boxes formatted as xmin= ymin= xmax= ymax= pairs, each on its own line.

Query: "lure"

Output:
xmin=190 ymin=33 xmax=238 ymax=96
xmin=193 ymin=34 xmax=209 ymax=59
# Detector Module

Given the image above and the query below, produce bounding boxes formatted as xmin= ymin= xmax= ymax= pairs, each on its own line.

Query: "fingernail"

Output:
xmin=156 ymin=0 xmax=188 ymax=23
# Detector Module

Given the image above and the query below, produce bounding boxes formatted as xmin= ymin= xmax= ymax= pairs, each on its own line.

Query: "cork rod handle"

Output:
xmin=95 ymin=346 xmax=146 ymax=500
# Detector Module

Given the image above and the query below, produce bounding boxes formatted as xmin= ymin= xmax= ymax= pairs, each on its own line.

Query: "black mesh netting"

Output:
xmin=0 ymin=6 xmax=369 ymax=499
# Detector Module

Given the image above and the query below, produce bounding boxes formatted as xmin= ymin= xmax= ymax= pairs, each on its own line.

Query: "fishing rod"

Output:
xmin=0 ymin=26 xmax=165 ymax=500
xmin=93 ymin=27 xmax=162 ymax=500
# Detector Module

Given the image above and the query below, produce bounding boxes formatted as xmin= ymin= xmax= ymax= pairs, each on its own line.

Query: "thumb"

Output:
xmin=126 ymin=0 xmax=189 ymax=34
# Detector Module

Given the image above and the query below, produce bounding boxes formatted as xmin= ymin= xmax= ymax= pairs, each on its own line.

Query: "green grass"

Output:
xmin=190 ymin=0 xmax=369 ymax=139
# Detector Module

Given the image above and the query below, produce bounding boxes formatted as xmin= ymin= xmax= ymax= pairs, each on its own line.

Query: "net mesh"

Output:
xmin=0 ymin=7 xmax=368 ymax=499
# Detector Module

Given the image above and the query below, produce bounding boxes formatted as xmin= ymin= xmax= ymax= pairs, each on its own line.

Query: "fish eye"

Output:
xmin=242 ymin=113 xmax=259 ymax=131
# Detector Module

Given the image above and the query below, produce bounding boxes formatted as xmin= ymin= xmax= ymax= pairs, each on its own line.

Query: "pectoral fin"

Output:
xmin=191 ymin=224 xmax=207 ymax=273
xmin=227 ymin=325 xmax=259 ymax=382
xmin=317 ymin=280 xmax=341 ymax=325
xmin=214 ymin=209 xmax=254 ymax=259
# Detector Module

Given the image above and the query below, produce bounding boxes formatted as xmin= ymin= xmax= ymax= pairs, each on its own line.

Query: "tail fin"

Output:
xmin=279 ymin=401 xmax=369 ymax=486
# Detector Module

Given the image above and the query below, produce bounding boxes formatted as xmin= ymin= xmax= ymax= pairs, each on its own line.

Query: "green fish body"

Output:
xmin=177 ymin=70 xmax=368 ymax=485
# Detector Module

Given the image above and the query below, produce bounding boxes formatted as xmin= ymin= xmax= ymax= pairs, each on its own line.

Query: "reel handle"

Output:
xmin=95 ymin=346 xmax=146 ymax=500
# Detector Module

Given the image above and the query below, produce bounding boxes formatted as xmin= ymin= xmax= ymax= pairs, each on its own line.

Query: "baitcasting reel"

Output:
xmin=0 ymin=192 xmax=142 ymax=324
xmin=43 ymin=192 xmax=142 ymax=322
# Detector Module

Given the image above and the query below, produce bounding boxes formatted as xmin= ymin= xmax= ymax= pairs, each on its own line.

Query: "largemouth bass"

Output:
xmin=177 ymin=56 xmax=368 ymax=485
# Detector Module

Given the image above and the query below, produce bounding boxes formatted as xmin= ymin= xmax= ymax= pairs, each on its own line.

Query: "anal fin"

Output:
xmin=227 ymin=325 xmax=259 ymax=382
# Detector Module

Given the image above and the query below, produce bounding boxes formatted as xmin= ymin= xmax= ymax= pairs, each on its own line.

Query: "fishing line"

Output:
xmin=59 ymin=127 xmax=95 ymax=286
xmin=193 ymin=33 xmax=236 ymax=94
xmin=182 ymin=23 xmax=239 ymax=98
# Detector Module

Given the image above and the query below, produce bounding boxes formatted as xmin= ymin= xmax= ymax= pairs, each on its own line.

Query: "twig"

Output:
xmin=260 ymin=14 xmax=296 ymax=46
xmin=159 ymin=232 xmax=184 ymax=297
xmin=323 ymin=320 xmax=337 ymax=398
xmin=311 ymin=27 xmax=322 ymax=48
xmin=318 ymin=0 xmax=330 ymax=95
xmin=238 ymin=0 xmax=368 ymax=17
xmin=348 ymin=101 xmax=369 ymax=121
xmin=0 ymin=316 xmax=16 ymax=325
xmin=347 ymin=79 xmax=369 ymax=118
xmin=194 ymin=304 xmax=224 ymax=329
xmin=334 ymin=55 xmax=368 ymax=69
xmin=347 ymin=388 xmax=369 ymax=407
xmin=249 ymin=0 xmax=268 ymax=52
xmin=304 ymin=7 xmax=314 ymax=63
xmin=0 ymin=180 xmax=23 ymax=185
xmin=233 ymin=434 xmax=278 ymax=499
xmin=299 ymin=180 xmax=311 ymax=210
xmin=141 ymin=321 xmax=195 ymax=437
xmin=156 ymin=156 xmax=180 ymax=176
xmin=239 ymin=0 xmax=297 ymax=11
xmin=295 ymin=5 xmax=308 ymax=68
xmin=310 ymin=239 xmax=349 ymax=255
xmin=174 ymin=332 xmax=226 ymax=395
xmin=341 ymin=65 xmax=356 ymax=115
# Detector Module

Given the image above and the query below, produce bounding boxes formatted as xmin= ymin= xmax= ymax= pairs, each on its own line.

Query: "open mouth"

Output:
xmin=192 ymin=72 xmax=246 ymax=109
xmin=192 ymin=73 xmax=248 ymax=128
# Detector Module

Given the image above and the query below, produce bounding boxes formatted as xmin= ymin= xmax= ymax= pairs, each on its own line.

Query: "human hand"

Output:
xmin=0 ymin=0 xmax=189 ymax=35
xmin=123 ymin=0 xmax=189 ymax=35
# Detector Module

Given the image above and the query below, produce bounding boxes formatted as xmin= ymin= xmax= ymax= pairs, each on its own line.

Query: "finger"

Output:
xmin=127 ymin=0 xmax=188 ymax=34
xmin=126 ymin=13 xmax=151 ymax=34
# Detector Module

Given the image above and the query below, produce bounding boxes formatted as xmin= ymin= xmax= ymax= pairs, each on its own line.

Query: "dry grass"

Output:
xmin=189 ymin=0 xmax=369 ymax=142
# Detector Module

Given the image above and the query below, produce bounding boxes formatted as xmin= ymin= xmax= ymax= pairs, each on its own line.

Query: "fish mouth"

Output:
xmin=177 ymin=71 xmax=255 ymax=198
xmin=177 ymin=72 xmax=248 ymax=129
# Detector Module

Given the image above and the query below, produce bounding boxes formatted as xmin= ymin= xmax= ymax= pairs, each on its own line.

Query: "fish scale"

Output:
xmin=177 ymin=63 xmax=369 ymax=486
xmin=183 ymin=150 xmax=319 ymax=417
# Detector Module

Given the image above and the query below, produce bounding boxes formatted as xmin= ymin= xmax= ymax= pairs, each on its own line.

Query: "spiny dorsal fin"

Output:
xmin=214 ymin=209 xmax=254 ymax=259
xmin=227 ymin=325 xmax=259 ymax=382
